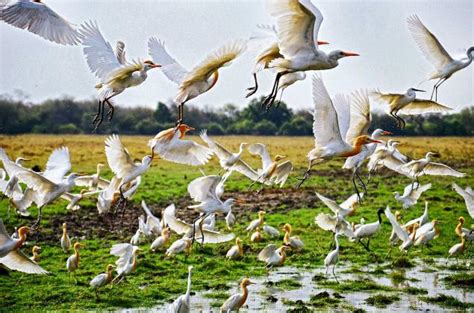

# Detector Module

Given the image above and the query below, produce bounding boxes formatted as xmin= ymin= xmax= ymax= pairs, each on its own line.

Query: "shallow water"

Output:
xmin=124 ymin=258 xmax=473 ymax=312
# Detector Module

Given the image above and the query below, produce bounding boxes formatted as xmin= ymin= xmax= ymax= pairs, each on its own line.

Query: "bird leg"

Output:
xmin=430 ymin=78 xmax=443 ymax=100
xmin=31 ymin=206 xmax=43 ymax=229
xmin=297 ymin=162 xmax=313 ymax=189
xmin=366 ymin=238 xmax=371 ymax=251
xmin=190 ymin=214 xmax=203 ymax=245
xmin=351 ymin=173 xmax=362 ymax=203
xmin=332 ymin=265 xmax=339 ymax=284
xmin=358 ymin=239 xmax=370 ymax=252
xmin=262 ymin=71 xmax=287 ymax=111
xmin=92 ymin=100 xmax=103 ymax=125
xmin=275 ymin=88 xmax=285 ymax=109
xmin=176 ymin=103 xmax=184 ymax=126
xmin=105 ymin=98 xmax=115 ymax=121
xmin=246 ymin=73 xmax=259 ymax=98
xmin=431 ymin=78 xmax=447 ymax=101
xmin=92 ymin=101 xmax=106 ymax=130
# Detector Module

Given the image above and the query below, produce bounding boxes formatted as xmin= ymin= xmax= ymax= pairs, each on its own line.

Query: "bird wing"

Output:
xmin=384 ymin=207 xmax=409 ymax=241
xmin=316 ymin=193 xmax=343 ymax=215
xmin=258 ymin=244 xmax=278 ymax=261
xmin=0 ymin=219 xmax=11 ymax=247
xmin=110 ymin=243 xmax=133 ymax=270
xmin=274 ymin=161 xmax=293 ymax=187
xmin=232 ymin=160 xmax=263 ymax=183
xmin=407 ymin=15 xmax=453 ymax=70
xmin=147 ymin=37 xmax=188 ymax=85
xmin=162 ymin=204 xmax=192 ymax=235
xmin=156 ymin=135 xmax=213 ymax=166
xmin=221 ymin=294 xmax=242 ymax=312
xmin=195 ymin=229 xmax=235 ymax=244
xmin=188 ymin=175 xmax=221 ymax=202
xmin=379 ymin=155 xmax=409 ymax=175
xmin=248 ymin=143 xmax=272 ymax=170
xmin=314 ymin=213 xmax=337 ymax=232
xmin=453 ymin=183 xmax=474 ymax=218
xmin=332 ymin=94 xmax=351 ymax=142
xmin=115 ymin=41 xmax=127 ymax=65
xmin=340 ymin=193 xmax=361 ymax=210
xmin=423 ymin=162 xmax=465 ymax=177
xmin=371 ymin=91 xmax=403 ymax=111
xmin=104 ymin=134 xmax=135 ymax=179
xmin=311 ymin=75 xmax=345 ymax=147
xmin=266 ymin=0 xmax=323 ymax=59
xmin=141 ymin=200 xmax=162 ymax=233
xmin=345 ymin=90 xmax=371 ymax=145
xmin=199 ymin=130 xmax=231 ymax=160
xmin=0 ymin=0 xmax=81 ymax=45
xmin=399 ymin=99 xmax=452 ymax=115
xmin=0 ymin=250 xmax=48 ymax=274
xmin=43 ymin=147 xmax=71 ymax=184
xmin=179 ymin=39 xmax=246 ymax=90
xmin=80 ymin=21 xmax=123 ymax=82
xmin=405 ymin=183 xmax=431 ymax=201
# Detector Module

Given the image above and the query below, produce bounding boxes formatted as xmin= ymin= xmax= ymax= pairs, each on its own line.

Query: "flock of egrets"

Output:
xmin=1 ymin=0 xmax=473 ymax=312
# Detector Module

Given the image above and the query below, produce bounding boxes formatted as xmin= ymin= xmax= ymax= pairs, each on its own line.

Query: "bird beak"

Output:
xmin=368 ymin=139 xmax=382 ymax=144
xmin=412 ymin=88 xmax=425 ymax=92
xmin=382 ymin=131 xmax=393 ymax=135
xmin=150 ymin=63 xmax=162 ymax=68
xmin=342 ymin=51 xmax=359 ymax=57
xmin=317 ymin=40 xmax=329 ymax=45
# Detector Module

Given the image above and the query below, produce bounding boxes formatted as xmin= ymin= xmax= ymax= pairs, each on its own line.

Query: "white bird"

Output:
xmin=141 ymin=200 xmax=163 ymax=236
xmin=403 ymin=202 xmax=430 ymax=230
xmin=246 ymin=211 xmax=266 ymax=232
xmin=96 ymin=176 xmax=122 ymax=214
xmin=300 ymin=76 xmax=381 ymax=195
xmin=80 ymin=21 xmax=160 ymax=128
xmin=148 ymin=37 xmax=247 ymax=124
xmin=226 ymin=237 xmax=244 ymax=260
xmin=0 ymin=0 xmax=81 ymax=45
xmin=200 ymin=130 xmax=260 ymax=180
xmin=282 ymin=223 xmax=304 ymax=250
xmin=148 ymin=125 xmax=212 ymax=166
xmin=261 ymin=0 xmax=359 ymax=109
xmin=248 ymin=143 xmax=293 ymax=188
xmin=60 ymin=222 xmax=71 ymax=253
xmin=372 ymin=88 xmax=451 ymax=128
xmin=324 ymin=233 xmax=340 ymax=282
xmin=225 ymin=210 xmax=236 ymax=230
xmin=258 ymin=244 xmax=289 ymax=268
xmin=110 ymin=243 xmax=140 ymax=283
xmin=105 ymin=134 xmax=153 ymax=199
xmin=66 ymin=242 xmax=84 ymax=275
xmin=169 ymin=266 xmax=193 ymax=313
xmin=250 ymin=227 xmax=263 ymax=243
xmin=165 ymin=237 xmax=192 ymax=258
xmin=315 ymin=212 xmax=354 ymax=239
xmin=352 ymin=208 xmax=384 ymax=251
xmin=407 ymin=15 xmax=473 ymax=101
xmin=150 ymin=227 xmax=171 ymax=252
xmin=220 ymin=278 xmax=254 ymax=313
xmin=1 ymin=156 xmax=28 ymax=198
xmin=245 ymin=24 xmax=328 ymax=98
xmin=385 ymin=207 xmax=418 ymax=252
xmin=447 ymin=234 xmax=466 ymax=262
xmin=0 ymin=219 xmax=47 ymax=274
xmin=453 ymin=183 xmax=474 ymax=219
xmin=61 ymin=189 xmax=100 ymax=211
xmin=163 ymin=204 xmax=235 ymax=244
xmin=75 ymin=163 xmax=109 ymax=190
xmin=202 ymin=213 xmax=216 ymax=231
xmin=29 ymin=245 xmax=41 ymax=263
xmin=400 ymin=152 xmax=465 ymax=186
xmin=90 ymin=264 xmax=114 ymax=298
xmin=455 ymin=217 xmax=474 ymax=243
xmin=0 ymin=148 xmax=78 ymax=226
xmin=367 ymin=140 xmax=408 ymax=175
xmin=394 ymin=183 xmax=431 ymax=209
xmin=316 ymin=192 xmax=362 ymax=218
xmin=414 ymin=226 xmax=440 ymax=250
xmin=262 ymin=224 xmax=280 ymax=238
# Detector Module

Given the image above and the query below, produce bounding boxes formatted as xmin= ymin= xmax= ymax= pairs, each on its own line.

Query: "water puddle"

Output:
xmin=124 ymin=258 xmax=473 ymax=312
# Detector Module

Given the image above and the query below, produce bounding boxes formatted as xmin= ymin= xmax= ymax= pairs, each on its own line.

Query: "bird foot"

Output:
xmin=246 ymin=87 xmax=257 ymax=98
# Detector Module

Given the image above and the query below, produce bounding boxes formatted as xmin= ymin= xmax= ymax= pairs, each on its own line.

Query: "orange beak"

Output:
xmin=382 ymin=131 xmax=393 ymax=135
xmin=149 ymin=63 xmax=161 ymax=68
xmin=317 ymin=40 xmax=329 ymax=45
xmin=369 ymin=139 xmax=382 ymax=144
xmin=342 ymin=51 xmax=359 ymax=57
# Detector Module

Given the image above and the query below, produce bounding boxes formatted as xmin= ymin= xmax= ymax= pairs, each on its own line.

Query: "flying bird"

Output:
xmin=0 ymin=0 xmax=82 ymax=45
xmin=394 ymin=183 xmax=431 ymax=209
xmin=148 ymin=125 xmax=212 ymax=166
xmin=258 ymin=244 xmax=289 ymax=268
xmin=261 ymin=0 xmax=359 ymax=109
xmin=407 ymin=15 xmax=473 ymax=101
xmin=372 ymin=88 xmax=451 ymax=128
xmin=80 ymin=21 xmax=161 ymax=129
xmin=148 ymin=37 xmax=246 ymax=125
xmin=248 ymin=143 xmax=293 ymax=188
xmin=452 ymin=183 xmax=474 ymax=219
xmin=110 ymin=243 xmax=140 ymax=284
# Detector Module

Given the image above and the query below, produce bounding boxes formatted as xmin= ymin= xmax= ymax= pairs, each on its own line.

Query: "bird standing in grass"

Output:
xmin=61 ymin=222 xmax=70 ymax=253
xmin=447 ymin=234 xmax=466 ymax=263
xmin=250 ymin=227 xmax=263 ymax=243
xmin=455 ymin=217 xmax=474 ymax=243
xmin=324 ymin=233 xmax=341 ymax=283
xmin=151 ymin=227 xmax=171 ymax=252
xmin=169 ymin=266 xmax=193 ymax=313
xmin=246 ymin=211 xmax=266 ymax=232
xmin=110 ymin=243 xmax=140 ymax=284
xmin=30 ymin=246 xmax=41 ymax=263
xmin=90 ymin=264 xmax=114 ymax=299
xmin=226 ymin=238 xmax=244 ymax=260
xmin=220 ymin=278 xmax=254 ymax=313
xmin=166 ymin=237 xmax=192 ymax=258
xmin=352 ymin=208 xmax=384 ymax=251
xmin=66 ymin=242 xmax=84 ymax=281
xmin=282 ymin=223 xmax=304 ymax=250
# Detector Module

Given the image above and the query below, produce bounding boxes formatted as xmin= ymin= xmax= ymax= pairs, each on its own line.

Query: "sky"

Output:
xmin=0 ymin=0 xmax=472 ymax=113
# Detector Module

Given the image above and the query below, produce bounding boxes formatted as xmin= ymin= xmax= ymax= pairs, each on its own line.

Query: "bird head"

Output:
xmin=143 ymin=60 xmax=161 ymax=71
xmin=258 ymin=211 xmax=266 ymax=218
xmin=282 ymin=223 xmax=292 ymax=232
xmin=356 ymin=135 xmax=382 ymax=146
xmin=15 ymin=157 xmax=30 ymax=165
xmin=426 ymin=151 xmax=440 ymax=158
xmin=32 ymin=246 xmax=41 ymax=253
xmin=177 ymin=124 xmax=195 ymax=139
xmin=97 ymin=163 xmax=105 ymax=170
xmin=371 ymin=129 xmax=391 ymax=138
xmin=18 ymin=226 xmax=31 ymax=238
xmin=329 ymin=50 xmax=359 ymax=60
xmin=241 ymin=278 xmax=255 ymax=287
xmin=74 ymin=242 xmax=85 ymax=250
xmin=274 ymin=155 xmax=287 ymax=162
xmin=163 ymin=227 xmax=171 ymax=237
xmin=408 ymin=88 xmax=425 ymax=93
xmin=188 ymin=265 xmax=193 ymax=272
xmin=458 ymin=216 xmax=465 ymax=224
xmin=106 ymin=264 xmax=115 ymax=272
xmin=236 ymin=237 xmax=242 ymax=246
xmin=62 ymin=222 xmax=67 ymax=229
xmin=395 ymin=211 xmax=402 ymax=221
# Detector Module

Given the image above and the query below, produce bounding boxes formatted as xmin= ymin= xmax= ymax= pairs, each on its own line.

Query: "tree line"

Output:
xmin=0 ymin=95 xmax=472 ymax=136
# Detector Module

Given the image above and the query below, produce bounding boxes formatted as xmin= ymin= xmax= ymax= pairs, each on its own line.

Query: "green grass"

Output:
xmin=420 ymin=294 xmax=474 ymax=309
xmin=0 ymin=135 xmax=473 ymax=310
xmin=365 ymin=293 xmax=401 ymax=308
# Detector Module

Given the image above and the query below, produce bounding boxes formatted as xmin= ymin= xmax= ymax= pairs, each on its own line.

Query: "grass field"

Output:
xmin=0 ymin=134 xmax=473 ymax=311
